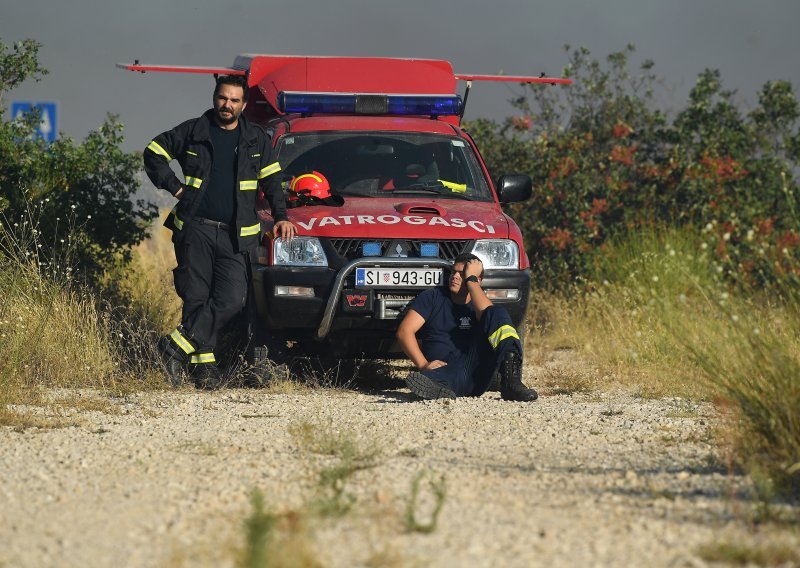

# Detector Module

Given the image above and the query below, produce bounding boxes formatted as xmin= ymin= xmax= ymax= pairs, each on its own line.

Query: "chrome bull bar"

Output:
xmin=315 ymin=257 xmax=453 ymax=340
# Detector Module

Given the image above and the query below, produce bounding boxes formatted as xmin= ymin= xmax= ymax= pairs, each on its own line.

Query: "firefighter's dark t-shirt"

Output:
xmin=408 ymin=287 xmax=477 ymax=363
xmin=194 ymin=124 xmax=239 ymax=224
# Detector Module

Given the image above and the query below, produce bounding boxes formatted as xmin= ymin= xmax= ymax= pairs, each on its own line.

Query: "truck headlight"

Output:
xmin=273 ymin=237 xmax=328 ymax=266
xmin=470 ymin=239 xmax=519 ymax=269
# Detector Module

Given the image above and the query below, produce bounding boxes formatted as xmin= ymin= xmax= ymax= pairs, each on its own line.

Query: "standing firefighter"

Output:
xmin=144 ymin=75 xmax=296 ymax=389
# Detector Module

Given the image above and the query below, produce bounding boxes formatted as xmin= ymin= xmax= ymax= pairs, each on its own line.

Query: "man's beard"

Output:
xmin=215 ymin=108 xmax=238 ymax=125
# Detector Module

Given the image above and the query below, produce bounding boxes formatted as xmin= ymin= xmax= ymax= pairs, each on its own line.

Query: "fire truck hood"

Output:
xmin=280 ymin=198 xmax=510 ymax=240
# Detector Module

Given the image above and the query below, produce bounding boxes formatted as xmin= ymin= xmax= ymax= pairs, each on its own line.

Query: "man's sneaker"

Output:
xmin=499 ymin=352 xmax=538 ymax=402
xmin=191 ymin=364 xmax=224 ymax=391
xmin=157 ymin=335 xmax=186 ymax=387
xmin=406 ymin=371 xmax=456 ymax=400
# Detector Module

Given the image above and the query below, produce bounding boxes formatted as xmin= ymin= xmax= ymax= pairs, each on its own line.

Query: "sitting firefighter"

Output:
xmin=397 ymin=253 xmax=538 ymax=402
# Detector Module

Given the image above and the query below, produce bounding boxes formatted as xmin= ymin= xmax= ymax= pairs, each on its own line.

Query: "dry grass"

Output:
xmin=288 ymin=419 xmax=382 ymax=463
xmin=237 ymin=490 xmax=320 ymax=568
xmin=531 ymin=227 xmax=800 ymax=496
xmin=0 ymin=209 xmax=175 ymax=429
xmin=527 ymin=291 xmax=712 ymax=400
xmin=697 ymin=533 xmax=800 ymax=566
xmin=113 ymin=215 xmax=181 ymax=334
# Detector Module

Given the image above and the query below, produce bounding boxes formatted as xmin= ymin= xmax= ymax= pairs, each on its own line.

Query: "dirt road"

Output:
xmin=0 ymin=358 xmax=781 ymax=567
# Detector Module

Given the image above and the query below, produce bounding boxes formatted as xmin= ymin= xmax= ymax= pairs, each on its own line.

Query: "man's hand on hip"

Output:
xmin=274 ymin=220 xmax=296 ymax=241
xmin=421 ymin=360 xmax=447 ymax=370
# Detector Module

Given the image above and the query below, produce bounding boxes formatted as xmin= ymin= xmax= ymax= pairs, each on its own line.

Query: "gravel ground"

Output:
xmin=0 ymin=355 xmax=794 ymax=567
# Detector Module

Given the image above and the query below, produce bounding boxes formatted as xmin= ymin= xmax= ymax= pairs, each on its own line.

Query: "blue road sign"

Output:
xmin=10 ymin=101 xmax=58 ymax=143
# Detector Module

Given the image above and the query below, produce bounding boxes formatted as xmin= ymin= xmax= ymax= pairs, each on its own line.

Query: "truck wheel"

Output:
xmin=244 ymin=307 xmax=289 ymax=386
xmin=245 ymin=342 xmax=289 ymax=386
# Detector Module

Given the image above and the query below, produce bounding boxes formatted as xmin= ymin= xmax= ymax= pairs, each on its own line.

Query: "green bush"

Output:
xmin=467 ymin=45 xmax=800 ymax=291
xmin=0 ymin=37 xmax=158 ymax=284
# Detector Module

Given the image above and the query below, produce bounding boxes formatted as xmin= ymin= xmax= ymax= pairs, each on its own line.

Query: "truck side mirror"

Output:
xmin=497 ymin=175 xmax=532 ymax=203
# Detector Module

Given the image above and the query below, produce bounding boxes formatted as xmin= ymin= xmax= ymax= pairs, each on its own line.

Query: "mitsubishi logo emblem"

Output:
xmin=386 ymin=240 xmax=410 ymax=258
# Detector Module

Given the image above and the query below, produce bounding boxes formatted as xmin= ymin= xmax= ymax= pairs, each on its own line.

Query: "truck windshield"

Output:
xmin=275 ymin=132 xmax=493 ymax=201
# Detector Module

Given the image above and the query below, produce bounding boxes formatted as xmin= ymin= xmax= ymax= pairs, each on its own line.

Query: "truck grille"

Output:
xmin=329 ymin=239 xmax=469 ymax=262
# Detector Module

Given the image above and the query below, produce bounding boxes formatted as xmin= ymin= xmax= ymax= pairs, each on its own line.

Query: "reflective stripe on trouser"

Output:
xmin=488 ymin=324 xmax=520 ymax=350
xmin=419 ymin=305 xmax=522 ymax=397
xmin=169 ymin=327 xmax=196 ymax=355
xmin=189 ymin=352 xmax=216 ymax=365
xmin=173 ymin=222 xmax=248 ymax=353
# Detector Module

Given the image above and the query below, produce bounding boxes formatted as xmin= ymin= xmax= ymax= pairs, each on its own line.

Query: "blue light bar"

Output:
xmin=278 ymin=92 xmax=462 ymax=116
xmin=387 ymin=96 xmax=461 ymax=116
xmin=278 ymin=93 xmax=355 ymax=114
xmin=419 ymin=243 xmax=439 ymax=257
xmin=362 ymin=242 xmax=382 ymax=256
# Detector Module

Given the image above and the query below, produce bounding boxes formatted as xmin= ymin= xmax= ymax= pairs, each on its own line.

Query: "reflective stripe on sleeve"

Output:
xmin=147 ymin=140 xmax=172 ymax=161
xmin=258 ymin=162 xmax=281 ymax=179
xmin=239 ymin=223 xmax=261 ymax=237
xmin=184 ymin=176 xmax=203 ymax=188
xmin=170 ymin=207 xmax=184 ymax=230
xmin=170 ymin=328 xmax=195 ymax=355
xmin=488 ymin=325 xmax=520 ymax=349
xmin=239 ymin=179 xmax=258 ymax=191
xmin=189 ymin=352 xmax=216 ymax=364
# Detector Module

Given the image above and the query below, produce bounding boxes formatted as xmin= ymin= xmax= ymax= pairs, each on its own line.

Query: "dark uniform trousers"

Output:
xmin=420 ymin=305 xmax=521 ymax=397
xmin=173 ymin=222 xmax=248 ymax=359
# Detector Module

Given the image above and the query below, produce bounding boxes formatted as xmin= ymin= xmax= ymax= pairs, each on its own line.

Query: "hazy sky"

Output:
xmin=2 ymin=0 xmax=799 ymax=155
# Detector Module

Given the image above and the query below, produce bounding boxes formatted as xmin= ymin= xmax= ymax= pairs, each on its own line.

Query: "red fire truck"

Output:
xmin=120 ymin=55 xmax=569 ymax=367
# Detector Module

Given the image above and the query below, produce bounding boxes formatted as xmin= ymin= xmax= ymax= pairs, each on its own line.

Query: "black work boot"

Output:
xmin=191 ymin=364 xmax=224 ymax=391
xmin=406 ymin=371 xmax=456 ymax=400
xmin=499 ymin=352 xmax=538 ymax=402
xmin=157 ymin=335 xmax=187 ymax=387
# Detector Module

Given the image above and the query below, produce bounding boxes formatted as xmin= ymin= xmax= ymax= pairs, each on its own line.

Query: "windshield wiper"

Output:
xmin=388 ymin=180 xmax=476 ymax=200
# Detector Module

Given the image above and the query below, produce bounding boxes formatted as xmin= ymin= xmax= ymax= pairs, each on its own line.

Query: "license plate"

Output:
xmin=355 ymin=268 xmax=442 ymax=288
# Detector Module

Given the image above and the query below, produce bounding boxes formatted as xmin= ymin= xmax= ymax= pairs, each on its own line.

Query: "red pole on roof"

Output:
xmin=455 ymin=74 xmax=572 ymax=85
